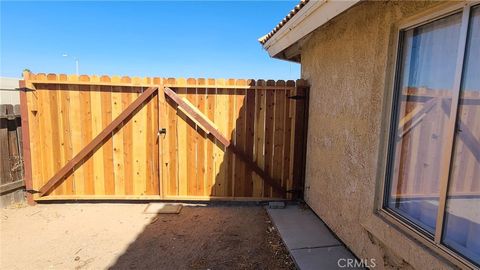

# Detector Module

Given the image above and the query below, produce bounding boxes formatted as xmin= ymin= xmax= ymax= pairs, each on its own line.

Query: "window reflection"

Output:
xmin=442 ymin=6 xmax=480 ymax=265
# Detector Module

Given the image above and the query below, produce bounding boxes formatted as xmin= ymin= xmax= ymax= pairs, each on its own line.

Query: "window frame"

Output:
xmin=376 ymin=1 xmax=480 ymax=269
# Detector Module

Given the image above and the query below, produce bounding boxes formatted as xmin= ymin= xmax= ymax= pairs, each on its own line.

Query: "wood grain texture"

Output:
xmin=24 ymin=73 xmax=308 ymax=200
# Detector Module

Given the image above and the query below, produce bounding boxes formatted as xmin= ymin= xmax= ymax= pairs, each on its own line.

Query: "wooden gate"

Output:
xmin=20 ymin=72 xmax=308 ymax=202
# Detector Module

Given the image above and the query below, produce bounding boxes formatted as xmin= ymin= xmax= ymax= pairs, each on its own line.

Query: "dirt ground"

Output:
xmin=0 ymin=203 xmax=295 ymax=270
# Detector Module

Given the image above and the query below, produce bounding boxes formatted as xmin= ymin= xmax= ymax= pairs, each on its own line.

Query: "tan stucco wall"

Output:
xmin=301 ymin=1 xmax=457 ymax=269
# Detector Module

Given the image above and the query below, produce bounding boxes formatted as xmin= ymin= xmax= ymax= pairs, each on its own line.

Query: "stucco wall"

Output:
xmin=301 ymin=1 xmax=456 ymax=269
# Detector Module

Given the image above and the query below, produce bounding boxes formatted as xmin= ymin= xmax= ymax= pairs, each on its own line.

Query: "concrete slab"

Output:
xmin=144 ymin=203 xmax=182 ymax=214
xmin=267 ymin=205 xmax=362 ymax=270
xmin=267 ymin=205 xmax=341 ymax=249
xmin=291 ymin=246 xmax=364 ymax=270
xmin=269 ymin=201 xmax=286 ymax=209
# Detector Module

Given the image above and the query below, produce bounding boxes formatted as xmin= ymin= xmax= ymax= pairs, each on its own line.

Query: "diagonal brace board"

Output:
xmin=38 ymin=86 xmax=159 ymax=196
xmin=163 ymin=87 xmax=286 ymax=196
xmin=440 ymin=98 xmax=480 ymax=162
xmin=397 ymin=96 xmax=439 ymax=139
xmin=164 ymin=87 xmax=230 ymax=146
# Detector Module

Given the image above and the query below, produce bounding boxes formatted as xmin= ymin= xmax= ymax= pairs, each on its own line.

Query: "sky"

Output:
xmin=0 ymin=1 xmax=300 ymax=80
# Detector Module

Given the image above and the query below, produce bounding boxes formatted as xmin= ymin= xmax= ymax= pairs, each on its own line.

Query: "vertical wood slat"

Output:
xmin=214 ymin=79 xmax=227 ymax=196
xmin=234 ymin=83 xmax=246 ymax=196
xmin=48 ymin=81 xmax=62 ymax=195
xmin=283 ymin=80 xmax=295 ymax=198
xmin=90 ymin=84 xmax=105 ymax=195
xmin=263 ymin=80 xmax=276 ymax=197
xmin=21 ymin=75 xmax=36 ymax=203
xmin=196 ymin=79 xmax=207 ymax=196
xmin=133 ymin=85 xmax=148 ymax=195
xmin=206 ymin=79 xmax=216 ymax=196
xmin=253 ymin=80 xmax=266 ymax=197
xmin=100 ymin=77 xmax=115 ymax=195
xmin=68 ymin=79 xmax=85 ymax=195
xmin=159 ymin=78 xmax=169 ymax=197
xmin=0 ymin=104 xmax=24 ymax=191
xmin=79 ymin=76 xmax=94 ymax=195
xmin=0 ymin=105 xmax=13 ymax=185
xmin=123 ymin=91 xmax=134 ymax=195
xmin=176 ymin=78 xmax=188 ymax=196
xmin=245 ymin=81 xmax=256 ymax=197
xmin=226 ymin=79 xmax=236 ymax=197
xmin=186 ymin=78 xmax=198 ymax=196
xmin=272 ymin=81 xmax=286 ymax=198
xmin=166 ymin=78 xmax=179 ymax=196
xmin=112 ymin=78 xmax=125 ymax=195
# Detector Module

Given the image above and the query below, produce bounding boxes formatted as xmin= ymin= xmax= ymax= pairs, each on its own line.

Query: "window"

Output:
xmin=384 ymin=4 xmax=480 ymax=267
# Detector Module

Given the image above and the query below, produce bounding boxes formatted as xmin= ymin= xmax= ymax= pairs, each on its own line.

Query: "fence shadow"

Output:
xmin=108 ymin=205 xmax=292 ymax=270
xmin=158 ymin=79 xmax=305 ymax=200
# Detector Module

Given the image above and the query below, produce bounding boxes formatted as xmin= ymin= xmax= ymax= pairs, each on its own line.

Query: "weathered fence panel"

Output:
xmin=22 ymin=72 xmax=308 ymax=201
xmin=0 ymin=104 xmax=25 ymax=206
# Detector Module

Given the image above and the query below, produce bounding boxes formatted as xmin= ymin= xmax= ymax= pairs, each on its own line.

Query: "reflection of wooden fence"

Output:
xmin=21 ymin=73 xmax=308 ymax=202
xmin=392 ymin=87 xmax=480 ymax=198
xmin=0 ymin=104 xmax=25 ymax=206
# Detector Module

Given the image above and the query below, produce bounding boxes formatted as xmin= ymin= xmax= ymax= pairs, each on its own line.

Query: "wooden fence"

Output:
xmin=0 ymin=104 xmax=25 ymax=206
xmin=21 ymin=72 xmax=308 ymax=202
xmin=391 ymin=87 xmax=480 ymax=198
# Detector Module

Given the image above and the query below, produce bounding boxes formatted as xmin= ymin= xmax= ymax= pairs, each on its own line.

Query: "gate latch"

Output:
xmin=158 ymin=128 xmax=167 ymax=136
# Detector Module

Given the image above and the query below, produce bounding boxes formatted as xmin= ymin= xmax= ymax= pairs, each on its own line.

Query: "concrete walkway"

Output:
xmin=266 ymin=204 xmax=363 ymax=270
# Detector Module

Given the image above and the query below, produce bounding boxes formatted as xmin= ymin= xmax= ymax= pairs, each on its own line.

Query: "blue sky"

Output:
xmin=0 ymin=1 xmax=300 ymax=80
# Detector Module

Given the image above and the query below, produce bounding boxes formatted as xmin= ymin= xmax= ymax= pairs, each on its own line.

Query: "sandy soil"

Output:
xmin=0 ymin=203 xmax=294 ymax=270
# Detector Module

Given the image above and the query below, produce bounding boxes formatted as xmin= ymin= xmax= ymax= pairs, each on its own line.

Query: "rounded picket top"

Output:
xmin=286 ymin=80 xmax=295 ymax=87
xmin=79 ymin=75 xmax=90 ymax=82
xmin=47 ymin=73 xmax=57 ymax=81
xmin=215 ymin=78 xmax=226 ymax=86
xmin=100 ymin=75 xmax=111 ymax=82
xmin=266 ymin=79 xmax=275 ymax=86
xmin=90 ymin=75 xmax=100 ymax=83
xmin=109 ymin=76 xmax=120 ymax=83
xmin=59 ymin=74 xmax=68 ymax=81
xmin=36 ymin=73 xmax=47 ymax=80
xmin=167 ymin=78 xmax=176 ymax=85
xmin=197 ymin=78 xmax=207 ymax=86
xmin=276 ymin=80 xmax=286 ymax=87
xmin=236 ymin=79 xmax=247 ymax=86
xmin=121 ymin=76 xmax=131 ymax=83
xmin=296 ymin=79 xmax=308 ymax=87
xmin=132 ymin=77 xmax=143 ymax=85
xmin=176 ymin=78 xmax=187 ymax=87
xmin=187 ymin=78 xmax=197 ymax=85
xmin=67 ymin=74 xmax=78 ymax=81
xmin=207 ymin=78 xmax=216 ymax=86
xmin=227 ymin=78 xmax=235 ymax=86
xmin=256 ymin=79 xmax=265 ymax=87
xmin=153 ymin=77 xmax=161 ymax=85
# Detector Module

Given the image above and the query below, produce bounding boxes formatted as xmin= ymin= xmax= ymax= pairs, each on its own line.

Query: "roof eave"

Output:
xmin=261 ymin=0 xmax=360 ymax=61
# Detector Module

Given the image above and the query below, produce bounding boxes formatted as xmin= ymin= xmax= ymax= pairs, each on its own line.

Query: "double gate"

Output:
xmin=20 ymin=72 xmax=308 ymax=202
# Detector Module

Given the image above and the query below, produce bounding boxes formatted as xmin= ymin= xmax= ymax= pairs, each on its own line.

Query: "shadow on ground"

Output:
xmin=108 ymin=205 xmax=295 ymax=270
